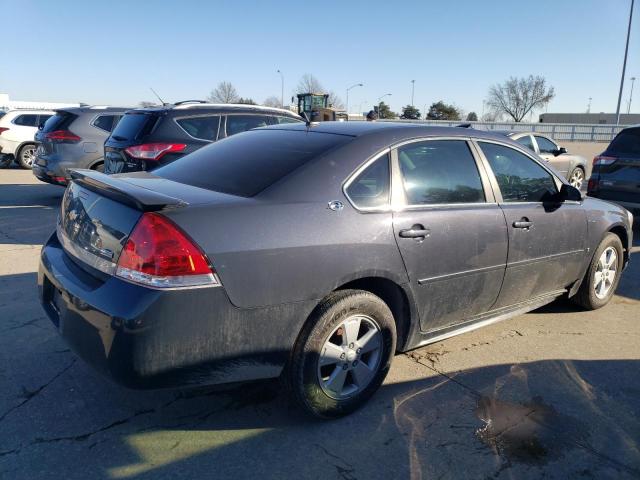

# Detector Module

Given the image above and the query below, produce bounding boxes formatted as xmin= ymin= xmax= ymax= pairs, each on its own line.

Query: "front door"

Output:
xmin=391 ymin=139 xmax=508 ymax=333
xmin=476 ymin=140 xmax=588 ymax=308
xmin=534 ymin=135 xmax=571 ymax=176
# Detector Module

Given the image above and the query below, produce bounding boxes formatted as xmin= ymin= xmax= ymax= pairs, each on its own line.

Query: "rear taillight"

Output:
xmin=124 ymin=143 xmax=186 ymax=161
xmin=593 ymin=155 xmax=617 ymax=166
xmin=45 ymin=130 xmax=81 ymax=143
xmin=115 ymin=212 xmax=219 ymax=288
xmin=0 ymin=127 xmax=9 ymax=135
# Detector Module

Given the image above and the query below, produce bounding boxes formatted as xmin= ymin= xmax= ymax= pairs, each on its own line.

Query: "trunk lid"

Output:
xmin=58 ymin=170 xmax=248 ymax=276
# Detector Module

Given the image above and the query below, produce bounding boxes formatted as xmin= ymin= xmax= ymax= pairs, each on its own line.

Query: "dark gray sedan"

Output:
xmin=38 ymin=122 xmax=633 ymax=418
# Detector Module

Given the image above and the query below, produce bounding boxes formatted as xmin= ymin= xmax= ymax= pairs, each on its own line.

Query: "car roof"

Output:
xmin=262 ymin=121 xmax=515 ymax=142
xmin=3 ymin=109 xmax=55 ymax=115
xmin=55 ymin=106 xmax=130 ymax=114
xmin=129 ymin=103 xmax=300 ymax=117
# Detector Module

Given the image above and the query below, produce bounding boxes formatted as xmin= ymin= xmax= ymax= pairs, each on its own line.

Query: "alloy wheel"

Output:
xmin=569 ymin=168 xmax=584 ymax=189
xmin=317 ymin=314 xmax=382 ymax=400
xmin=594 ymin=246 xmax=617 ymax=299
xmin=21 ymin=147 xmax=36 ymax=168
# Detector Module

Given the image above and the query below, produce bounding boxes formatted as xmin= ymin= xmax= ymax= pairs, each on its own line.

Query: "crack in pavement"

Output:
xmin=0 ymin=359 xmax=76 ymax=423
xmin=1 ymin=316 xmax=45 ymax=333
xmin=404 ymin=353 xmax=640 ymax=477
xmin=315 ymin=444 xmax=357 ymax=480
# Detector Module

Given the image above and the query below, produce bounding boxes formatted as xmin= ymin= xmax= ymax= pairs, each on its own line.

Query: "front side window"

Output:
xmin=92 ymin=115 xmax=115 ymax=132
xmin=345 ymin=154 xmax=390 ymax=209
xmin=479 ymin=142 xmax=557 ymax=202
xmin=176 ymin=115 xmax=221 ymax=141
xmin=226 ymin=115 xmax=271 ymax=136
xmin=13 ymin=115 xmax=38 ymax=127
xmin=534 ymin=135 xmax=557 ymax=154
xmin=397 ymin=140 xmax=485 ymax=205
xmin=516 ymin=135 xmax=535 ymax=151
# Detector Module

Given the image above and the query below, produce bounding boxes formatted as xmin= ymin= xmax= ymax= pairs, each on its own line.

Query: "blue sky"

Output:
xmin=2 ymin=0 xmax=638 ymax=116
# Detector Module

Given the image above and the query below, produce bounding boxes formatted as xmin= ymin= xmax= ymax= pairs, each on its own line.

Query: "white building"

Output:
xmin=0 ymin=93 xmax=80 ymax=112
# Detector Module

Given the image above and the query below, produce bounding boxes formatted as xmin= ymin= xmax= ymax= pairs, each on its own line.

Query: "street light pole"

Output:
xmin=277 ymin=70 xmax=284 ymax=108
xmin=628 ymin=77 xmax=636 ymax=114
xmin=410 ymin=80 xmax=415 ymax=107
xmin=346 ymin=83 xmax=364 ymax=114
xmin=377 ymin=93 xmax=392 ymax=118
xmin=616 ymin=0 xmax=634 ymax=125
xmin=587 ymin=97 xmax=592 ymax=114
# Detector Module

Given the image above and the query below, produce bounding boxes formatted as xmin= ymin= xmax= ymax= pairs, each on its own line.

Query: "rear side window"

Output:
xmin=345 ymin=154 xmax=390 ymax=209
xmin=226 ymin=115 xmax=271 ymax=136
xmin=176 ymin=115 xmax=220 ymax=141
xmin=156 ymin=130 xmax=351 ymax=197
xmin=110 ymin=113 xmax=157 ymax=140
xmin=397 ymin=140 xmax=485 ymax=205
xmin=92 ymin=115 xmax=116 ymax=132
xmin=515 ymin=135 xmax=535 ymax=151
xmin=13 ymin=115 xmax=39 ymax=127
xmin=479 ymin=142 xmax=557 ymax=202
xmin=607 ymin=127 xmax=640 ymax=155
xmin=41 ymin=112 xmax=75 ymax=132
xmin=274 ymin=115 xmax=302 ymax=124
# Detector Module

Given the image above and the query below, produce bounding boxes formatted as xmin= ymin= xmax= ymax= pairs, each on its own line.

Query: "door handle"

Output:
xmin=399 ymin=225 xmax=430 ymax=239
xmin=513 ymin=218 xmax=533 ymax=229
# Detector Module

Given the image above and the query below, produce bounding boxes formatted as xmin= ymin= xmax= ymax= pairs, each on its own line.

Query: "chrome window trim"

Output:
xmin=172 ymin=114 xmax=222 ymax=142
xmin=342 ymin=148 xmax=392 ymax=213
xmin=392 ymin=137 xmax=490 ymax=210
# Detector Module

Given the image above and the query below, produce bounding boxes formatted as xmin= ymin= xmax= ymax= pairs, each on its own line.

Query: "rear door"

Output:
xmin=391 ymin=138 xmax=508 ymax=332
xmin=476 ymin=140 xmax=587 ymax=308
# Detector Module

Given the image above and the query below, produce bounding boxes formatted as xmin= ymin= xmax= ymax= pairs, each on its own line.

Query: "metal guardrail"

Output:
xmin=370 ymin=119 xmax=628 ymax=142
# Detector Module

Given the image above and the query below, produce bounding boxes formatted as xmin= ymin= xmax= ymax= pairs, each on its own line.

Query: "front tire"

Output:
xmin=568 ymin=166 xmax=585 ymax=190
xmin=573 ymin=233 xmax=623 ymax=310
xmin=17 ymin=144 xmax=36 ymax=169
xmin=287 ymin=290 xmax=396 ymax=418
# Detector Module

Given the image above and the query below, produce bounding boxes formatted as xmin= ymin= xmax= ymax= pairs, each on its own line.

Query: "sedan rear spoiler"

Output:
xmin=69 ymin=169 xmax=187 ymax=212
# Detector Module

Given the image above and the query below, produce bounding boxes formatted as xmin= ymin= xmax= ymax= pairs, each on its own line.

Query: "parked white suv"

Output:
xmin=0 ymin=110 xmax=54 ymax=168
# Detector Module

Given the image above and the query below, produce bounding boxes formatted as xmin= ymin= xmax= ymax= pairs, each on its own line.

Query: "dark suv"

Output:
xmin=588 ymin=125 xmax=640 ymax=213
xmin=104 ymin=102 xmax=302 ymax=174
xmin=33 ymin=106 xmax=129 ymax=185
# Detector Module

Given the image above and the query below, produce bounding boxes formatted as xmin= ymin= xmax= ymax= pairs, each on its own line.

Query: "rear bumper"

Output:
xmin=32 ymin=164 xmax=67 ymax=185
xmin=38 ymin=232 xmax=314 ymax=389
xmin=0 ymin=137 xmax=18 ymax=156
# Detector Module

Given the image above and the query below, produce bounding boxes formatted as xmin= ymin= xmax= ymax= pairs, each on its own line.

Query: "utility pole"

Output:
xmin=628 ymin=77 xmax=636 ymax=114
xmin=616 ymin=0 xmax=634 ymax=124
xmin=410 ymin=80 xmax=415 ymax=107
xmin=277 ymin=70 xmax=284 ymax=108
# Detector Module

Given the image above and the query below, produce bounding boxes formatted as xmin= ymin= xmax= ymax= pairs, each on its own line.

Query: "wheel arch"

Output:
xmin=334 ymin=276 xmax=418 ymax=352
xmin=608 ymin=224 xmax=630 ymax=265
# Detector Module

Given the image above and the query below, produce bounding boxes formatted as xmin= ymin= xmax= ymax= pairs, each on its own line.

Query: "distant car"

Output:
xmin=32 ymin=106 xmax=129 ymax=186
xmin=103 ymin=101 xmax=303 ymax=174
xmin=39 ymin=122 xmax=633 ymax=418
xmin=0 ymin=109 xmax=54 ymax=168
xmin=588 ymin=124 xmax=640 ymax=214
xmin=498 ymin=132 xmax=588 ymax=189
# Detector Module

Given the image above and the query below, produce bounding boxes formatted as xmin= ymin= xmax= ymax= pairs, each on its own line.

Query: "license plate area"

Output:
xmin=42 ymin=276 xmax=62 ymax=328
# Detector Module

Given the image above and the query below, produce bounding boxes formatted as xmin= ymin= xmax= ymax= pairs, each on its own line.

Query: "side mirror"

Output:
xmin=559 ymin=183 xmax=582 ymax=202
xmin=554 ymin=146 xmax=567 ymax=156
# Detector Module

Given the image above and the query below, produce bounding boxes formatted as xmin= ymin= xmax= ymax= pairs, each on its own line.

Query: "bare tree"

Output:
xmin=207 ymin=81 xmax=240 ymax=103
xmin=327 ymin=91 xmax=344 ymax=109
xmin=486 ymin=76 xmax=555 ymax=122
xmin=296 ymin=74 xmax=324 ymax=93
xmin=263 ymin=96 xmax=282 ymax=108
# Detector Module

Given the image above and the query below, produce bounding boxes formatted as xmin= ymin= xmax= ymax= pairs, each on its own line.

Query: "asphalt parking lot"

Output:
xmin=0 ymin=167 xmax=639 ymax=480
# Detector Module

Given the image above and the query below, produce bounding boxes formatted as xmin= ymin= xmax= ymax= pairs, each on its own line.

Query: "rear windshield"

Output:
xmin=156 ymin=129 xmax=351 ymax=196
xmin=41 ymin=111 xmax=76 ymax=133
xmin=607 ymin=127 xmax=640 ymax=155
xmin=110 ymin=113 xmax=157 ymax=141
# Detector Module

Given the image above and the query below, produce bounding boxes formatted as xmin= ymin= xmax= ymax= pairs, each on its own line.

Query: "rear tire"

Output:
xmin=572 ymin=233 xmax=623 ymax=310
xmin=17 ymin=144 xmax=36 ymax=169
xmin=286 ymin=289 xmax=396 ymax=419
xmin=93 ymin=163 xmax=104 ymax=173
